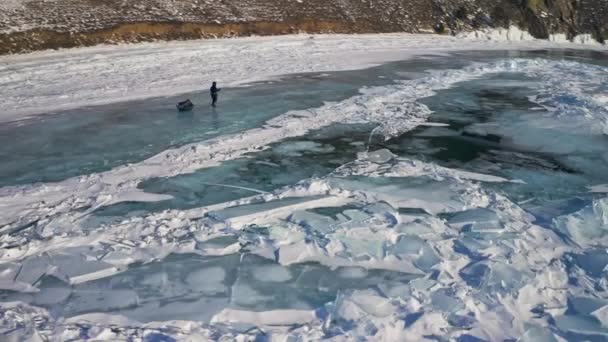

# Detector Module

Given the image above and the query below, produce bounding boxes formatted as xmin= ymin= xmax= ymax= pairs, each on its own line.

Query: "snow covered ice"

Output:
xmin=1 ymin=35 xmax=608 ymax=341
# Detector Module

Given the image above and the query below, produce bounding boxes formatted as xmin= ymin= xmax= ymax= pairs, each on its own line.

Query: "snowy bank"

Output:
xmin=0 ymin=33 xmax=606 ymax=123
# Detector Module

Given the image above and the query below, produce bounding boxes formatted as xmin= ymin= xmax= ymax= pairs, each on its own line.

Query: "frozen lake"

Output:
xmin=2 ymin=49 xmax=608 ymax=341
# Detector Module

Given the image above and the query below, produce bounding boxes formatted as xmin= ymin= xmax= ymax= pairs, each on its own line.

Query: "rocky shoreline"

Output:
xmin=1 ymin=0 xmax=606 ymax=55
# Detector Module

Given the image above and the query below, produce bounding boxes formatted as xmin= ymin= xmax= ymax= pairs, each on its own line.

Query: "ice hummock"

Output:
xmin=3 ymin=50 xmax=608 ymax=341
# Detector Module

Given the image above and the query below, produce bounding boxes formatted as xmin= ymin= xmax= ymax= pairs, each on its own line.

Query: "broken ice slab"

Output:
xmin=230 ymin=254 xmax=419 ymax=312
xmin=484 ymin=261 xmax=532 ymax=292
xmin=331 ymin=230 xmax=386 ymax=259
xmin=553 ymin=197 xmax=608 ymax=246
xmin=519 ymin=326 xmax=561 ymax=342
xmin=330 ymin=176 xmax=468 ymax=214
xmin=592 ymin=305 xmax=608 ymax=328
xmin=390 ymin=235 xmax=427 ymax=255
xmin=64 ymin=289 xmax=139 ymax=316
xmin=447 ymin=208 xmax=503 ymax=232
xmin=211 ymin=308 xmax=318 ymax=327
xmin=291 ymin=205 xmax=381 ymax=234
xmin=207 ymin=195 xmax=349 ymax=228
xmin=344 ymin=289 xmax=396 ymax=318
xmin=388 ymin=235 xmax=440 ymax=271
xmin=591 ymin=184 xmax=608 ymax=193
xmin=410 ymin=277 xmax=437 ymax=292
xmin=287 ymin=210 xmax=338 ymax=235
xmin=337 ymin=266 xmax=368 ymax=279
xmin=4 ymin=275 xmax=74 ymax=306
xmin=431 ymin=289 xmax=463 ymax=313
xmin=251 ymin=264 xmax=294 ymax=283
xmin=357 ymin=149 xmax=395 ymax=164
xmin=186 ymin=266 xmax=229 ymax=295
xmin=230 ymin=254 xmax=331 ymax=311
xmin=14 ymin=256 xmax=50 ymax=286
xmin=121 ymin=296 xmax=229 ymax=324
xmin=278 ymin=238 xmax=424 ymax=274
xmin=459 ymin=260 xmax=531 ymax=293
xmin=25 ymin=253 xmax=241 ymax=322
xmin=194 ymin=235 xmax=241 ymax=256
xmin=342 ymin=208 xmax=373 ymax=223
xmin=524 ymin=197 xmax=588 ymax=228
xmin=1 ymin=252 xmax=420 ymax=327
xmin=329 ymin=289 xmax=404 ymax=334
xmin=274 ymin=141 xmax=336 ymax=157
xmin=33 ymin=286 xmax=71 ymax=306
xmin=396 ymin=218 xmax=452 ymax=240
xmin=0 ymin=263 xmax=38 ymax=293
xmin=363 ymin=202 xmax=400 ymax=226
xmin=0 ymin=217 xmax=39 ymax=237
xmin=567 ymin=296 xmax=608 ymax=317
xmin=453 ymin=236 xmax=492 ymax=260
xmin=48 ymin=253 xmax=121 ymax=285
xmin=554 ymin=314 xmax=608 ymax=338
xmin=15 ymin=251 xmax=120 ymax=286
xmin=572 ymin=249 xmax=608 ymax=278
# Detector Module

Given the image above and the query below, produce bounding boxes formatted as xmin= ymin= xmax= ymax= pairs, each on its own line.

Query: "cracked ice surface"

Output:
xmin=0 ymin=153 xmax=576 ymax=341
xmin=2 ymin=51 xmax=608 ymax=341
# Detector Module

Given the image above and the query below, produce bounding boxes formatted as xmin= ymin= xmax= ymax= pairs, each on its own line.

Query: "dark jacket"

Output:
xmin=210 ymin=85 xmax=220 ymax=96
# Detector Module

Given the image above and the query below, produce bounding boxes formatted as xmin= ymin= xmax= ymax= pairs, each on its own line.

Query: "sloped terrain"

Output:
xmin=0 ymin=0 xmax=607 ymax=54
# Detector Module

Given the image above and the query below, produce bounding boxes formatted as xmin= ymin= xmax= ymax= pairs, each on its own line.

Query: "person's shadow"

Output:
xmin=176 ymin=109 xmax=194 ymax=126
xmin=211 ymin=107 xmax=219 ymax=130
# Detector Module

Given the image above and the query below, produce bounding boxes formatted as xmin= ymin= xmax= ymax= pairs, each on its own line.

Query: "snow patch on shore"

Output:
xmin=459 ymin=25 xmax=606 ymax=46
xmin=458 ymin=26 xmax=536 ymax=41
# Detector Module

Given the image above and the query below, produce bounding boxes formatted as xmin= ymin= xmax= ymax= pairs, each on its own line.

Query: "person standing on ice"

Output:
xmin=210 ymin=82 xmax=221 ymax=107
